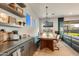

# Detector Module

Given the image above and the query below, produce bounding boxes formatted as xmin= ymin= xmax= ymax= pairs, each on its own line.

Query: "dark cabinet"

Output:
xmin=20 ymin=45 xmax=25 ymax=56
xmin=23 ymin=41 xmax=30 ymax=56
xmin=21 ymin=39 xmax=36 ymax=56
xmin=1 ymin=38 xmax=37 ymax=56
xmin=20 ymin=41 xmax=30 ymax=56
xmin=29 ymin=39 xmax=36 ymax=56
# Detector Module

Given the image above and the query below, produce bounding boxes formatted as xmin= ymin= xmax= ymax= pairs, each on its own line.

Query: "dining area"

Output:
xmin=33 ymin=26 xmax=79 ymax=56
xmin=34 ymin=30 xmax=79 ymax=56
xmin=39 ymin=29 xmax=60 ymax=51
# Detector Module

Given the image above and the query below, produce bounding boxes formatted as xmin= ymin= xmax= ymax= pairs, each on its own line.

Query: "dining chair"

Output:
xmin=53 ymin=34 xmax=60 ymax=50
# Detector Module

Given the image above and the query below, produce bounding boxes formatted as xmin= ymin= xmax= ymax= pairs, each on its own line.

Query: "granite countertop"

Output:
xmin=0 ymin=37 xmax=32 ymax=56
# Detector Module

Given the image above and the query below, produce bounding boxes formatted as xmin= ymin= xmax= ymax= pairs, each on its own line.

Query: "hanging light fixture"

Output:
xmin=46 ymin=6 xmax=48 ymax=18
xmin=45 ymin=6 xmax=48 ymax=24
xmin=44 ymin=6 xmax=53 ymax=27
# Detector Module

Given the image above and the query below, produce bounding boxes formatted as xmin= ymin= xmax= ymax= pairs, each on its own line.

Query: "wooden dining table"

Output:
xmin=39 ymin=38 xmax=56 ymax=51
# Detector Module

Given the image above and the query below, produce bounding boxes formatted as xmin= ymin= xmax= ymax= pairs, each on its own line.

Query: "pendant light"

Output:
xmin=44 ymin=6 xmax=53 ymax=27
xmin=45 ymin=6 xmax=48 ymax=26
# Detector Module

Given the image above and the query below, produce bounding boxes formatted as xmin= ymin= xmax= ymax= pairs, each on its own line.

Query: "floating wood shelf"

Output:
xmin=0 ymin=3 xmax=25 ymax=17
xmin=0 ymin=22 xmax=23 ymax=28
xmin=17 ymin=3 xmax=26 ymax=8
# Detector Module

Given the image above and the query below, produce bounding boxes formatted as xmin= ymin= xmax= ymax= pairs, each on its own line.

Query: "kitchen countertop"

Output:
xmin=0 ymin=37 xmax=32 ymax=56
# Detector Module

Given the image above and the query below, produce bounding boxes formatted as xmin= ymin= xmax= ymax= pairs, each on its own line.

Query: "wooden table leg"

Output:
xmin=40 ymin=39 xmax=54 ymax=51
xmin=40 ymin=39 xmax=46 ymax=49
xmin=47 ymin=40 xmax=54 ymax=51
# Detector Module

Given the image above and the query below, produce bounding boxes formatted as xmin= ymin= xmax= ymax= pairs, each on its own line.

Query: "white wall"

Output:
xmin=24 ymin=4 xmax=39 ymax=37
xmin=39 ymin=17 xmax=58 ymax=33
xmin=52 ymin=18 xmax=58 ymax=31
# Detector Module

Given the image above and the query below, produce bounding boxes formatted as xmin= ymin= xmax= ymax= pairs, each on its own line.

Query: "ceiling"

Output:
xmin=28 ymin=3 xmax=79 ymax=18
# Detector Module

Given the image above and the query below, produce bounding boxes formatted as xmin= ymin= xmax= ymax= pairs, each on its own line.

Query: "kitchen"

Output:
xmin=0 ymin=3 xmax=79 ymax=56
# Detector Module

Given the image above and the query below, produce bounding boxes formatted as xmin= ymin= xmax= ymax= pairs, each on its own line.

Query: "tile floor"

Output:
xmin=33 ymin=41 xmax=79 ymax=56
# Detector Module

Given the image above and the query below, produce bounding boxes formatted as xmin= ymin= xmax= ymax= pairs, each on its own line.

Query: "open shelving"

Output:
xmin=17 ymin=3 xmax=26 ymax=8
xmin=0 ymin=22 xmax=23 ymax=28
xmin=0 ymin=3 xmax=25 ymax=17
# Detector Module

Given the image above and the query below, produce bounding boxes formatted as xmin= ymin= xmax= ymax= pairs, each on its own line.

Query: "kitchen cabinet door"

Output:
xmin=21 ymin=39 xmax=36 ymax=56
xmin=29 ymin=39 xmax=36 ymax=56
xmin=20 ymin=45 xmax=25 ymax=56
xmin=24 ymin=41 xmax=30 ymax=56
xmin=20 ymin=42 xmax=30 ymax=56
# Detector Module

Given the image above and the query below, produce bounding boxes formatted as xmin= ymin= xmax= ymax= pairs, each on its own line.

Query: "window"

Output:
xmin=26 ymin=14 xmax=30 ymax=26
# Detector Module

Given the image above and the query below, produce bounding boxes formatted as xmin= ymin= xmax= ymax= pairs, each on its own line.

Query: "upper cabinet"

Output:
xmin=0 ymin=3 xmax=26 ymax=17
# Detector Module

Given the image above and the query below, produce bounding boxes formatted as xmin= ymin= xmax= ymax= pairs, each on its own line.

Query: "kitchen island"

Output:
xmin=0 ymin=37 xmax=36 ymax=56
